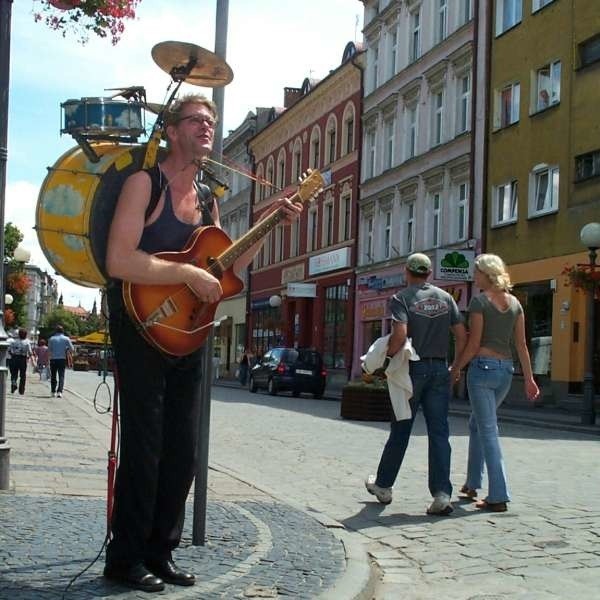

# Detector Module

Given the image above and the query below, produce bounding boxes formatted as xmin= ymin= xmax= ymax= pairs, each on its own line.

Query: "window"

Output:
xmin=436 ymin=0 xmax=448 ymax=44
xmin=493 ymin=180 xmax=518 ymax=225
xmin=405 ymin=105 xmax=418 ymax=159
xmin=575 ymin=149 xmax=600 ymax=182
xmin=431 ymin=90 xmax=444 ymax=146
xmin=292 ymin=139 xmax=302 ymax=182
xmin=307 ymin=207 xmax=318 ymax=251
xmin=579 ymin=34 xmax=600 ymax=68
xmin=388 ymin=27 xmax=398 ymax=79
xmin=364 ymin=216 xmax=374 ymax=263
xmin=309 ymin=127 xmax=321 ymax=169
xmin=290 ymin=219 xmax=300 ymax=257
xmin=266 ymin=158 xmax=275 ymax=196
xmin=495 ymin=0 xmax=522 ymax=36
xmin=530 ymin=165 xmax=559 ymax=217
xmin=256 ymin=164 xmax=265 ymax=201
xmin=457 ymin=74 xmax=471 ymax=134
xmin=277 ymin=150 xmax=286 ymax=189
xmin=383 ymin=210 xmax=392 ymax=259
xmin=366 ymin=129 xmax=376 ymax=178
xmin=454 ymin=183 xmax=468 ymax=242
xmin=326 ymin=117 xmax=337 ymax=164
xmin=275 ymin=224 xmax=284 ymax=262
xmin=535 ymin=61 xmax=560 ymax=111
xmin=323 ymin=285 xmax=348 ymax=370
xmin=428 ymin=193 xmax=442 ymax=248
xmin=532 ymin=0 xmax=555 ymax=12
xmin=460 ymin=0 xmax=472 ymax=25
xmin=323 ymin=201 xmax=334 ymax=246
xmin=342 ymin=106 xmax=355 ymax=155
xmin=410 ymin=9 xmax=421 ymax=62
xmin=261 ymin=231 xmax=272 ymax=266
xmin=370 ymin=45 xmax=379 ymax=91
xmin=495 ymin=82 xmax=520 ymax=129
xmin=404 ymin=202 xmax=415 ymax=254
xmin=339 ymin=194 xmax=351 ymax=241
xmin=383 ymin=116 xmax=395 ymax=170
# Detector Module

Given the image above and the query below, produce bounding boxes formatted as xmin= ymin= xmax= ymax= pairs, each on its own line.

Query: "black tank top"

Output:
xmin=138 ymin=185 xmax=200 ymax=253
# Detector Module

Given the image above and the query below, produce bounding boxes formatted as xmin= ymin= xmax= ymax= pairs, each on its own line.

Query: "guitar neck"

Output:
xmin=216 ymin=190 xmax=301 ymax=270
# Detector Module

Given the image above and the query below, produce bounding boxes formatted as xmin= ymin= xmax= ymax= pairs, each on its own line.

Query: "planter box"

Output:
xmin=340 ymin=385 xmax=393 ymax=421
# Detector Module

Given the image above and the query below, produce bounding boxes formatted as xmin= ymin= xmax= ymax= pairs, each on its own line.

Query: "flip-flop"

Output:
xmin=459 ymin=485 xmax=477 ymax=499
xmin=475 ymin=499 xmax=507 ymax=512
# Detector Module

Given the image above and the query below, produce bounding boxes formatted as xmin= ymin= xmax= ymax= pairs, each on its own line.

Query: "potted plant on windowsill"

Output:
xmin=33 ymin=0 xmax=141 ymax=45
xmin=340 ymin=372 xmax=393 ymax=421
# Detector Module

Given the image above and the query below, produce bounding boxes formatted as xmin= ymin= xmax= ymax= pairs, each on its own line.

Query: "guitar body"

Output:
xmin=123 ymin=226 xmax=244 ymax=356
xmin=122 ymin=169 xmax=325 ymax=356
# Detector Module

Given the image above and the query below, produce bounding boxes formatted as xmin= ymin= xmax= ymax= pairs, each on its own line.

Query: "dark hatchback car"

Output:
xmin=249 ymin=347 xmax=327 ymax=398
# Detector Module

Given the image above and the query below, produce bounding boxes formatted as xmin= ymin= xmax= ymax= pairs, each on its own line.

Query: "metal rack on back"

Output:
xmin=35 ymin=40 xmax=234 ymax=290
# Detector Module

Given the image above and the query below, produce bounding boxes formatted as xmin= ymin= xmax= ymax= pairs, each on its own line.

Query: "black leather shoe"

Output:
xmin=145 ymin=559 xmax=195 ymax=586
xmin=103 ymin=562 xmax=165 ymax=592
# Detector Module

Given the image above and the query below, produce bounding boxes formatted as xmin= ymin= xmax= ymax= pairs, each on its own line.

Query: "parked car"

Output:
xmin=249 ymin=347 xmax=327 ymax=398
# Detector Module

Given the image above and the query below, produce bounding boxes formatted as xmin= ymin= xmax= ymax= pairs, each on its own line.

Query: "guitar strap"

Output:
xmin=143 ymin=165 xmax=215 ymax=226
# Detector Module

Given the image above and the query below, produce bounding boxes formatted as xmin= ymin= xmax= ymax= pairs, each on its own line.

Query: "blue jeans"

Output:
xmin=375 ymin=359 xmax=452 ymax=497
xmin=465 ymin=357 xmax=514 ymax=503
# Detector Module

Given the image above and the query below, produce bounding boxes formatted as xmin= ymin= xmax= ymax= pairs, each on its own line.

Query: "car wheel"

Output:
xmin=249 ymin=376 xmax=257 ymax=393
xmin=268 ymin=378 xmax=277 ymax=396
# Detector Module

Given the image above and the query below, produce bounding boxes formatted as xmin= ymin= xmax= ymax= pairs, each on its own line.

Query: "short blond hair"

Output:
xmin=475 ymin=253 xmax=513 ymax=291
xmin=163 ymin=93 xmax=218 ymax=129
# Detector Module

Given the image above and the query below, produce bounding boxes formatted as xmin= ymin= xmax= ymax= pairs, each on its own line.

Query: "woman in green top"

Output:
xmin=451 ymin=254 xmax=539 ymax=512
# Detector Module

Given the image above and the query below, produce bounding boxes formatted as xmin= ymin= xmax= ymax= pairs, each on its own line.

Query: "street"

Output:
xmin=64 ymin=371 xmax=600 ymax=599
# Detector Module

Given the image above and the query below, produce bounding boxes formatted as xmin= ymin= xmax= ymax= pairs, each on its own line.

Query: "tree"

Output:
xmin=4 ymin=223 xmax=30 ymax=327
xmin=4 ymin=222 xmax=23 ymax=259
xmin=41 ymin=308 xmax=81 ymax=340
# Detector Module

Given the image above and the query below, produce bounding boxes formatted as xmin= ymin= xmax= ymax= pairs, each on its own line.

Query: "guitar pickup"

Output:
xmin=144 ymin=297 xmax=177 ymax=326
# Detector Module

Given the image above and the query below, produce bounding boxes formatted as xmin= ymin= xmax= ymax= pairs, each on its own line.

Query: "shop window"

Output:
xmin=362 ymin=319 xmax=383 ymax=358
xmin=512 ymin=283 xmax=553 ymax=378
xmin=323 ymin=285 xmax=349 ymax=369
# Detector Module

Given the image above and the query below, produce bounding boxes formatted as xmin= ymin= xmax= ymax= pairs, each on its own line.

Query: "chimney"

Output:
xmin=283 ymin=87 xmax=302 ymax=109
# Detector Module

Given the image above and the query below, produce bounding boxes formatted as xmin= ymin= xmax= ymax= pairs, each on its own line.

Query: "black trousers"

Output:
xmin=9 ymin=355 xmax=27 ymax=394
xmin=105 ymin=297 xmax=204 ymax=568
xmin=50 ymin=358 xmax=67 ymax=393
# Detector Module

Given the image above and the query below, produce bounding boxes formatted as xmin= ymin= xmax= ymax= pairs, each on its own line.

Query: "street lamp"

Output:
xmin=579 ymin=222 xmax=600 ymax=425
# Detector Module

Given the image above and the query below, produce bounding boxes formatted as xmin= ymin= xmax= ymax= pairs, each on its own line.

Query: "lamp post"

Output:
xmin=580 ymin=222 xmax=600 ymax=425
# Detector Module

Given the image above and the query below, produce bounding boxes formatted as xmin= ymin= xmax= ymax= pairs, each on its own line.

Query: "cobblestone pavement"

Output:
xmin=0 ymin=376 xmax=361 ymax=600
xmin=206 ymin=383 xmax=600 ymax=599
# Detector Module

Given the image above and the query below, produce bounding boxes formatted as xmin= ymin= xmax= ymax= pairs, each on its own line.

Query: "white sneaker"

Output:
xmin=57 ymin=392 xmax=62 ymax=398
xmin=427 ymin=492 xmax=453 ymax=515
xmin=365 ymin=475 xmax=392 ymax=505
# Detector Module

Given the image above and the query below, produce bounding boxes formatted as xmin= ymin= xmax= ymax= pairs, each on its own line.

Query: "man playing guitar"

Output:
xmin=103 ymin=93 xmax=303 ymax=593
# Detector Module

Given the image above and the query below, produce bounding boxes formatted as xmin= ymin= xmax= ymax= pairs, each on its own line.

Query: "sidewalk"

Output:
xmin=0 ymin=377 xmax=372 ymax=600
xmin=215 ymin=377 xmax=600 ymax=437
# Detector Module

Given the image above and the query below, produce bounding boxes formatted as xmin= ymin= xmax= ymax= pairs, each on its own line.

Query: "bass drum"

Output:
xmin=36 ymin=143 xmax=164 ymax=288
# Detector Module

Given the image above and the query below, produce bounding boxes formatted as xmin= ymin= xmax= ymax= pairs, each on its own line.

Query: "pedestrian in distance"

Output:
xmin=8 ymin=328 xmax=33 ymax=395
xmin=238 ymin=351 xmax=249 ymax=386
xmin=451 ymin=253 xmax=539 ymax=513
xmin=33 ymin=338 xmax=49 ymax=381
xmin=365 ymin=252 xmax=467 ymax=515
xmin=48 ymin=324 xmax=74 ymax=398
xmin=103 ymin=93 xmax=303 ymax=593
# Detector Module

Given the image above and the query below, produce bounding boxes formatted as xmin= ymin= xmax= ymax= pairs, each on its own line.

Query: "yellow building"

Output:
xmin=487 ymin=0 xmax=600 ymax=407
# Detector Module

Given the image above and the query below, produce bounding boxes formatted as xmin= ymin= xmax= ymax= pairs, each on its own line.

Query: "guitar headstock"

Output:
xmin=296 ymin=169 xmax=325 ymax=204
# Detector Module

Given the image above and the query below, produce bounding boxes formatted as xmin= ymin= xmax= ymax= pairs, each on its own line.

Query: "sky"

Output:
xmin=6 ymin=0 xmax=363 ymax=310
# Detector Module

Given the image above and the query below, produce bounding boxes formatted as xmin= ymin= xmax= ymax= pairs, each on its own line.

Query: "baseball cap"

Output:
xmin=406 ymin=253 xmax=432 ymax=275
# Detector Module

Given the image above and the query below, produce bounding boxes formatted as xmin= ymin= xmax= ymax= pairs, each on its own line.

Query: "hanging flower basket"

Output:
xmin=562 ymin=264 xmax=600 ymax=296
xmin=33 ymin=0 xmax=142 ymax=45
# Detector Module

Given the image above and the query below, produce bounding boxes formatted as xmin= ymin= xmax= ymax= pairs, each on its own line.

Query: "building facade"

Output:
xmin=247 ymin=43 xmax=364 ymax=388
xmin=355 ymin=0 xmax=486 ymax=377
xmin=486 ymin=0 xmax=600 ymax=405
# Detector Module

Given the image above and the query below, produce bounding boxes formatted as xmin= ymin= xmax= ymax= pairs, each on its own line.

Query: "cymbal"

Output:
xmin=151 ymin=41 xmax=233 ymax=87
xmin=143 ymin=102 xmax=165 ymax=114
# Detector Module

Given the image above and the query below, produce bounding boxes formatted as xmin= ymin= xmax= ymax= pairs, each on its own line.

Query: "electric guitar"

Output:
xmin=122 ymin=169 xmax=324 ymax=356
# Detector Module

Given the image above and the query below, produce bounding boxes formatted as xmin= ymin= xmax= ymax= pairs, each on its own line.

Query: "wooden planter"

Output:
xmin=340 ymin=385 xmax=393 ymax=421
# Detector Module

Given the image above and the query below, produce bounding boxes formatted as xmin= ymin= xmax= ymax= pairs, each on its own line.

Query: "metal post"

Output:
xmin=192 ymin=0 xmax=229 ymax=545
xmin=0 ymin=0 xmax=13 ymax=490
xmin=581 ymin=247 xmax=597 ymax=425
